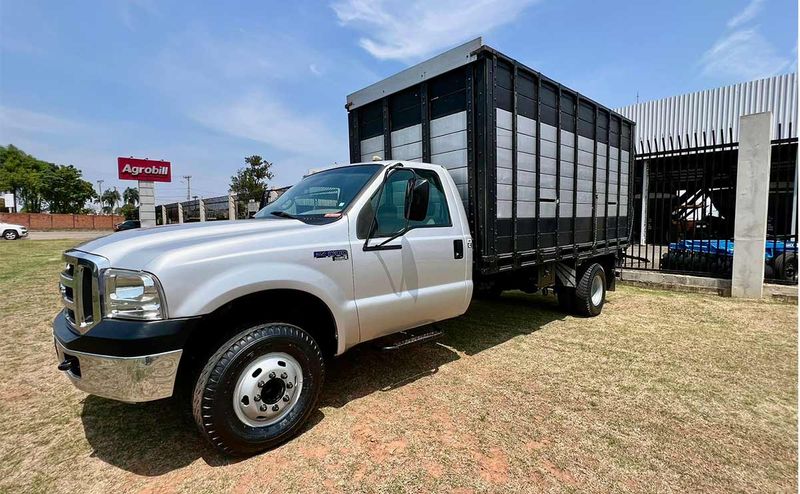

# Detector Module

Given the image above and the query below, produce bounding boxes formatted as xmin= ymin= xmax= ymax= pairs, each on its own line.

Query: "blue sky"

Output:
xmin=1 ymin=0 xmax=796 ymax=204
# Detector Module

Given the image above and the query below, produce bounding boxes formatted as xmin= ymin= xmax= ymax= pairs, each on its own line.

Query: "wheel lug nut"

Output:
xmin=282 ymin=395 xmax=289 ymax=402
xmin=280 ymin=372 xmax=287 ymax=379
xmin=258 ymin=380 xmax=265 ymax=388
xmin=268 ymin=372 xmax=276 ymax=379
xmin=259 ymin=404 xmax=268 ymax=411
xmin=254 ymin=395 xmax=261 ymax=402
xmin=272 ymin=404 xmax=279 ymax=411
xmin=286 ymin=382 xmax=293 ymax=389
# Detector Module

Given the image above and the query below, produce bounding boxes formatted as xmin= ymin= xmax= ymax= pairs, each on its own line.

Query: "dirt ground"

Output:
xmin=0 ymin=240 xmax=796 ymax=493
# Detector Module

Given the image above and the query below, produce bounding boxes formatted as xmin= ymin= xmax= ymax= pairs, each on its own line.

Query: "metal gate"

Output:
xmin=622 ymin=126 xmax=797 ymax=284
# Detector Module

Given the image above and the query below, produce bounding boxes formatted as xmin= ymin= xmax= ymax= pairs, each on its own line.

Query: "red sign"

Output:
xmin=117 ymin=157 xmax=172 ymax=182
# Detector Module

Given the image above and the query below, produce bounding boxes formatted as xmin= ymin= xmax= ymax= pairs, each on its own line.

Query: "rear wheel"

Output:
xmin=574 ymin=263 xmax=606 ymax=317
xmin=3 ymin=230 xmax=18 ymax=240
xmin=774 ymin=252 xmax=797 ymax=281
xmin=192 ymin=322 xmax=324 ymax=456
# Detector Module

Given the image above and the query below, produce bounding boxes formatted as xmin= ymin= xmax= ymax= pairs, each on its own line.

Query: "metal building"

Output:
xmin=614 ymin=74 xmax=798 ymax=284
xmin=617 ymin=74 xmax=797 ymax=149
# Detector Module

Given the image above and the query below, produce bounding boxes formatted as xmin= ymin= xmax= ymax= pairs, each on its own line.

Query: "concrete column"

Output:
xmin=177 ymin=202 xmax=184 ymax=224
xmin=138 ymin=181 xmax=156 ymax=228
xmin=228 ymin=193 xmax=236 ymax=220
xmin=160 ymin=205 xmax=167 ymax=225
xmin=731 ymin=112 xmax=773 ymax=298
xmin=199 ymin=198 xmax=206 ymax=222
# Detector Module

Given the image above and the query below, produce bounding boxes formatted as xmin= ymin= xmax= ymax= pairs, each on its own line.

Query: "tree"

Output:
xmin=119 ymin=203 xmax=138 ymax=220
xmin=123 ymin=187 xmax=139 ymax=205
xmin=1 ymin=145 xmax=98 ymax=213
xmin=0 ymin=145 xmax=52 ymax=213
xmin=229 ymin=155 xmax=274 ymax=204
xmin=101 ymin=189 xmax=121 ymax=214
xmin=41 ymin=165 xmax=97 ymax=214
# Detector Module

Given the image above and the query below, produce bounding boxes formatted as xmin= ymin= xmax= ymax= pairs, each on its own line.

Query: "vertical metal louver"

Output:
xmin=60 ymin=252 xmax=108 ymax=334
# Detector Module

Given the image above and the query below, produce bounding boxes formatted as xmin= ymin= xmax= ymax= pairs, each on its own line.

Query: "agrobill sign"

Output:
xmin=118 ymin=157 xmax=172 ymax=182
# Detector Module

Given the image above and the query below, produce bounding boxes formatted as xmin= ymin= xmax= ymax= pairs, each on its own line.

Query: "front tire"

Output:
xmin=3 ymin=230 xmax=18 ymax=240
xmin=192 ymin=323 xmax=325 ymax=456
xmin=574 ymin=263 xmax=606 ymax=317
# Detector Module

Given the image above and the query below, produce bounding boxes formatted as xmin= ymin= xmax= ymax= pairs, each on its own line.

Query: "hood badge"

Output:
xmin=314 ymin=249 xmax=349 ymax=261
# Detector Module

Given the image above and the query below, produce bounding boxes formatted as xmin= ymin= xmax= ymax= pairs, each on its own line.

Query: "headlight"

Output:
xmin=102 ymin=269 xmax=166 ymax=320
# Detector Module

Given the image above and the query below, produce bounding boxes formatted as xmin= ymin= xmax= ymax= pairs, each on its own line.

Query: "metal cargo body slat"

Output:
xmin=346 ymin=38 xmax=635 ymax=276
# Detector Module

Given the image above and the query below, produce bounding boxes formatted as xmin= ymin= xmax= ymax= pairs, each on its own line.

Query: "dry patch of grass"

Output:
xmin=0 ymin=240 xmax=796 ymax=493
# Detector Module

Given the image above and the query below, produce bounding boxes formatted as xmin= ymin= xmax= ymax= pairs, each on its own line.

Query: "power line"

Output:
xmin=182 ymin=175 xmax=192 ymax=201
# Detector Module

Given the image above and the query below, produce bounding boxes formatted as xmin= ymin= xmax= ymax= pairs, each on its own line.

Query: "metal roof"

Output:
xmin=346 ymin=38 xmax=482 ymax=110
xmin=615 ymin=73 xmax=797 ymax=152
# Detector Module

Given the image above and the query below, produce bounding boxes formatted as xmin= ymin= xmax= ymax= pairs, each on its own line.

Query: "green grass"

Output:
xmin=0 ymin=240 xmax=796 ymax=493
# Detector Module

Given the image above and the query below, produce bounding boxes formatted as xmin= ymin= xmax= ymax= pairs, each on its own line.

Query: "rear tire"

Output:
xmin=574 ymin=263 xmax=606 ymax=317
xmin=774 ymin=252 xmax=797 ymax=281
xmin=192 ymin=322 xmax=324 ymax=456
xmin=3 ymin=230 xmax=18 ymax=240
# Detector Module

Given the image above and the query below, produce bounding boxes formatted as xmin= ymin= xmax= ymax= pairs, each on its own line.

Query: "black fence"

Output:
xmin=766 ymin=135 xmax=798 ymax=284
xmin=622 ymin=126 xmax=797 ymax=284
xmin=156 ymin=195 xmax=234 ymax=225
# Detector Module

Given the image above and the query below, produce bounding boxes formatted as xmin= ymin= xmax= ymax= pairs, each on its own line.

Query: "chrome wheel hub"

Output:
xmin=591 ymin=274 xmax=604 ymax=306
xmin=233 ymin=352 xmax=303 ymax=427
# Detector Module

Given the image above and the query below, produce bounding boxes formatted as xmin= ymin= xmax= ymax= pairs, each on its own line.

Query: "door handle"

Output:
xmin=454 ymin=239 xmax=464 ymax=259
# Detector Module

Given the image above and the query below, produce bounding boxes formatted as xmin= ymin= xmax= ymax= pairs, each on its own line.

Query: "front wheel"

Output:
xmin=574 ymin=263 xmax=606 ymax=317
xmin=3 ymin=230 xmax=18 ymax=240
xmin=192 ymin=323 xmax=325 ymax=456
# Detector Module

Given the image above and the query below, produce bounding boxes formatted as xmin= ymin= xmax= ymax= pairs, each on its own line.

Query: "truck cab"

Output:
xmin=54 ymin=161 xmax=474 ymax=455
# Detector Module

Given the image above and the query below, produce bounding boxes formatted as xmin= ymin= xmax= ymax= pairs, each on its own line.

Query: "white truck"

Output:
xmin=54 ymin=42 xmax=634 ymax=456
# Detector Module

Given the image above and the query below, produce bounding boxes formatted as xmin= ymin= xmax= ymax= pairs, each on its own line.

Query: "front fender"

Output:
xmin=164 ymin=262 xmax=359 ymax=355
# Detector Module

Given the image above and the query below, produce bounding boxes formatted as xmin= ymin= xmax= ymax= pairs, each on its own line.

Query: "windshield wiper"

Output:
xmin=270 ymin=211 xmax=299 ymax=219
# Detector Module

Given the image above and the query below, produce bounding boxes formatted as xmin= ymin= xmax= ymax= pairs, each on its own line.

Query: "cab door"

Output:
xmin=348 ymin=167 xmax=471 ymax=342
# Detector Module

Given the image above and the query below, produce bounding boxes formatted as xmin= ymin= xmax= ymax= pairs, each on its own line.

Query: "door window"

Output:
xmin=360 ymin=168 xmax=451 ymax=238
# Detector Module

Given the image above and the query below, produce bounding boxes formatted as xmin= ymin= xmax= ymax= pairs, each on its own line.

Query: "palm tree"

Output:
xmin=101 ymin=188 xmax=121 ymax=214
xmin=123 ymin=187 xmax=139 ymax=205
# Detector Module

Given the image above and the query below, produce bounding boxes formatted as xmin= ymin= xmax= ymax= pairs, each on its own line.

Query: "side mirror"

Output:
xmin=405 ymin=178 xmax=429 ymax=222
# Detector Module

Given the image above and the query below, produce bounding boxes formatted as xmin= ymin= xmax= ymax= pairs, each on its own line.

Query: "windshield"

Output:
xmin=255 ymin=164 xmax=382 ymax=221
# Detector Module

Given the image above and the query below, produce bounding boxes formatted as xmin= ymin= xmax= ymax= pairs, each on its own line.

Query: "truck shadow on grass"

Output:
xmin=80 ymin=291 xmax=567 ymax=475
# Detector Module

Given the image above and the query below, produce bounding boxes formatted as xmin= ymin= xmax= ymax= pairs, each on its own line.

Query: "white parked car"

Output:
xmin=1 ymin=222 xmax=27 ymax=240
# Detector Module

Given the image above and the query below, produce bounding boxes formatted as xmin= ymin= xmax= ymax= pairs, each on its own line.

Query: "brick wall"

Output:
xmin=0 ymin=213 xmax=124 ymax=230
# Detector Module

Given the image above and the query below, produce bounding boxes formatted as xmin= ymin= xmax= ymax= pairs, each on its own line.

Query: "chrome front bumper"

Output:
xmin=54 ymin=339 xmax=182 ymax=403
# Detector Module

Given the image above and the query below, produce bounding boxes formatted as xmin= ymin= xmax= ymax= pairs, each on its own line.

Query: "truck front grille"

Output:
xmin=60 ymin=252 xmax=106 ymax=334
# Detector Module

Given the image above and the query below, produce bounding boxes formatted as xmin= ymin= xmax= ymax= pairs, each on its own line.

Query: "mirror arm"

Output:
xmin=363 ymin=163 xmax=404 ymax=251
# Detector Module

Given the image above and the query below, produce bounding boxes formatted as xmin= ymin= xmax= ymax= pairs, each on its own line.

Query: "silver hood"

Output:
xmin=74 ymin=219 xmax=311 ymax=270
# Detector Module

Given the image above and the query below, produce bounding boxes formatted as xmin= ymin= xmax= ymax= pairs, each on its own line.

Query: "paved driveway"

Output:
xmin=23 ymin=230 xmax=110 ymax=241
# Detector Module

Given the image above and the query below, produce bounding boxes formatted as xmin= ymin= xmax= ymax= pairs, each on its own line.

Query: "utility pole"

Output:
xmin=96 ymin=180 xmax=104 ymax=214
xmin=183 ymin=175 xmax=192 ymax=201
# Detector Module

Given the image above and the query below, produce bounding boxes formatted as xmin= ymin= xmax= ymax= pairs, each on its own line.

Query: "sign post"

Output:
xmin=117 ymin=157 xmax=172 ymax=228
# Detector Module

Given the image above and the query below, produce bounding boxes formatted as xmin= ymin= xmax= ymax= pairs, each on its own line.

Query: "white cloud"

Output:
xmin=117 ymin=0 xmax=159 ymax=31
xmin=699 ymin=0 xmax=791 ymax=82
xmin=727 ymin=0 xmax=764 ymax=28
xmin=150 ymin=27 xmax=349 ymax=184
xmin=0 ymin=107 xmax=87 ymax=136
xmin=332 ymin=0 xmax=539 ymax=61
xmin=190 ymin=92 xmax=342 ymax=159
xmin=700 ymin=29 xmax=791 ymax=81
